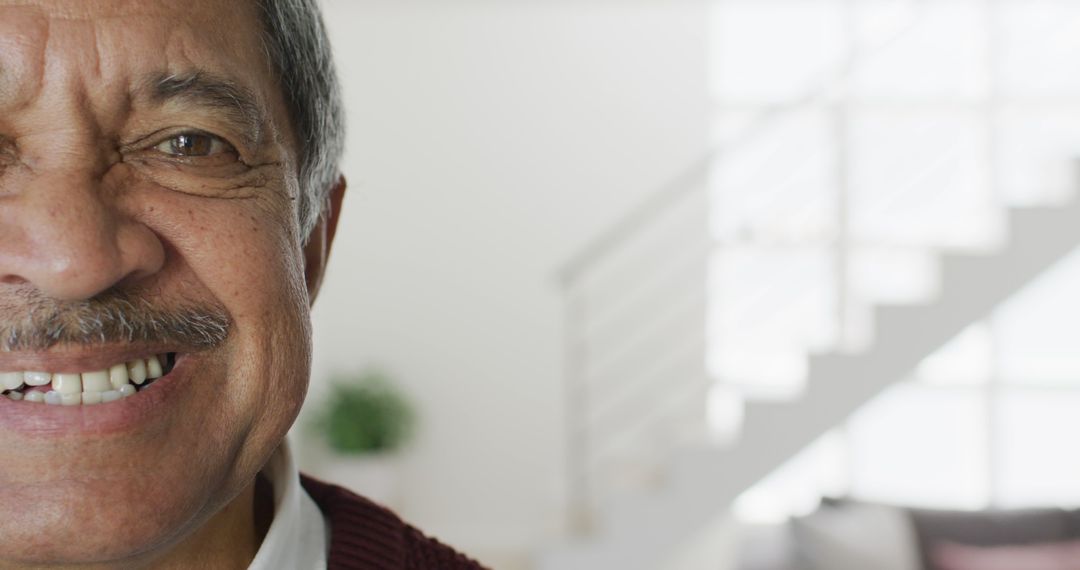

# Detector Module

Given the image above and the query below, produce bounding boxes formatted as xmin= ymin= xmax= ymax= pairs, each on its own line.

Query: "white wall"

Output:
xmin=300 ymin=1 xmax=711 ymax=565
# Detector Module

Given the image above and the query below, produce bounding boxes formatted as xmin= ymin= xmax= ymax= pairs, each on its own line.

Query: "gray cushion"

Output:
xmin=738 ymin=523 xmax=799 ymax=570
xmin=909 ymin=507 xmax=1075 ymax=570
xmin=791 ymin=501 xmax=920 ymax=570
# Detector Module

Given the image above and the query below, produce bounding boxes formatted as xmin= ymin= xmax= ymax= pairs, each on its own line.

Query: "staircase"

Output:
xmin=543 ymin=198 xmax=1080 ymax=570
xmin=539 ymin=1 xmax=1080 ymax=567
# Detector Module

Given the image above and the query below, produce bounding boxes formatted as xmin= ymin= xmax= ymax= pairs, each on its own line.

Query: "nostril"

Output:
xmin=0 ymin=275 xmax=27 ymax=285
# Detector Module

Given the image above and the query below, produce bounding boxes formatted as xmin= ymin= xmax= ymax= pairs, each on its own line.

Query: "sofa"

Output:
xmin=738 ymin=498 xmax=1080 ymax=570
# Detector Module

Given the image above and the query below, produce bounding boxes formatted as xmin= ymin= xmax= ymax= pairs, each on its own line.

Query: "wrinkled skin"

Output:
xmin=0 ymin=1 xmax=344 ymax=568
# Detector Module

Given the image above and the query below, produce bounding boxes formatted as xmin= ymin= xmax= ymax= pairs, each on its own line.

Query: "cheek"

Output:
xmin=132 ymin=181 xmax=313 ymax=407
xmin=196 ymin=210 xmax=306 ymax=318
xmin=157 ymin=197 xmax=314 ymax=493
xmin=180 ymin=199 xmax=311 ymax=365
xmin=126 ymin=175 xmax=308 ymax=314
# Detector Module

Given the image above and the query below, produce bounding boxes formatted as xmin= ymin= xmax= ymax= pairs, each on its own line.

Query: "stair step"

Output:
xmin=545 ymin=198 xmax=1080 ymax=570
xmin=1008 ymin=202 xmax=1080 ymax=238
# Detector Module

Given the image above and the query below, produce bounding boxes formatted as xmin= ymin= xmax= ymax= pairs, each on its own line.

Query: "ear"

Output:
xmin=303 ymin=175 xmax=347 ymax=305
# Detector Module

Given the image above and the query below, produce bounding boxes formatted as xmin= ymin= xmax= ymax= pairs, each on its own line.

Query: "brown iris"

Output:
xmin=169 ymin=133 xmax=215 ymax=157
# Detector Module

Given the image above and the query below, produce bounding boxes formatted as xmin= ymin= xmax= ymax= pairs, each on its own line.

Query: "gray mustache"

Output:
xmin=0 ymin=291 xmax=231 ymax=352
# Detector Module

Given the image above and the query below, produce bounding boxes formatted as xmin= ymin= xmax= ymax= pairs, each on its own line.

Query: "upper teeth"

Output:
xmin=0 ymin=355 xmax=167 ymax=406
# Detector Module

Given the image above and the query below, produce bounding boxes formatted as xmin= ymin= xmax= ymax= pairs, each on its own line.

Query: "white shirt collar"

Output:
xmin=247 ymin=437 xmax=328 ymax=570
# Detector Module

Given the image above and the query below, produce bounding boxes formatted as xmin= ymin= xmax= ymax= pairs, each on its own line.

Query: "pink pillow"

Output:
xmin=933 ymin=540 xmax=1080 ymax=570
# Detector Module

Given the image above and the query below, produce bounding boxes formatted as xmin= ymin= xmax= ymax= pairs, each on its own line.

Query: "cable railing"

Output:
xmin=559 ymin=0 xmax=931 ymax=534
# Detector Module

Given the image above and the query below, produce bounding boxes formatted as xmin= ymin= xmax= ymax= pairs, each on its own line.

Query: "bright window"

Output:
xmin=710 ymin=0 xmax=1080 ymax=522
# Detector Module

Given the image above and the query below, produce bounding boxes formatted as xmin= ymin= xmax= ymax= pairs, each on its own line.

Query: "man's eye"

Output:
xmin=153 ymin=133 xmax=232 ymax=158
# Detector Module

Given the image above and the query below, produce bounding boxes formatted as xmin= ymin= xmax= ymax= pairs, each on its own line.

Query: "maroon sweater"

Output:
xmin=300 ymin=475 xmax=489 ymax=569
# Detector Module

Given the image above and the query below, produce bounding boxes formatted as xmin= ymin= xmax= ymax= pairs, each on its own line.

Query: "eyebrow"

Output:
xmin=142 ymin=71 xmax=267 ymax=147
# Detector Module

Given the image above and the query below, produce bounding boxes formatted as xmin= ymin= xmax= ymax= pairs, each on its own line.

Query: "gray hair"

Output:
xmin=256 ymin=0 xmax=346 ymax=238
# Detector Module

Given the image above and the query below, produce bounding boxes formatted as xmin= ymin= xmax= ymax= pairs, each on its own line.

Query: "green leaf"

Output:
xmin=309 ymin=371 xmax=416 ymax=455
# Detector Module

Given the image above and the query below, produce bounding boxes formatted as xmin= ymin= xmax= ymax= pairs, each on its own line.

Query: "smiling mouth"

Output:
xmin=0 ymin=353 xmax=179 ymax=406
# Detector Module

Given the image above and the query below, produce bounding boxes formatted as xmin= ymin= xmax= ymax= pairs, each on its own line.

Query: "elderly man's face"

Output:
xmin=0 ymin=0 xmax=332 ymax=566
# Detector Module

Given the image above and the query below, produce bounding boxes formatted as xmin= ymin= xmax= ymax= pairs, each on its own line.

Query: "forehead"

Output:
xmin=0 ymin=0 xmax=272 ymax=108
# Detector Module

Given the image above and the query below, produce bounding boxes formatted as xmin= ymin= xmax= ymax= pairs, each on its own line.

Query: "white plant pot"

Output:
xmin=319 ymin=452 xmax=402 ymax=509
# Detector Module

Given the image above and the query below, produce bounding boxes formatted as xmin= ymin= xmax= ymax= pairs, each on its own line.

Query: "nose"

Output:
xmin=0 ymin=167 xmax=165 ymax=301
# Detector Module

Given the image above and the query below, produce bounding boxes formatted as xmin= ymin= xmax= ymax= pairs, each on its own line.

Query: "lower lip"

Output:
xmin=0 ymin=355 xmax=194 ymax=437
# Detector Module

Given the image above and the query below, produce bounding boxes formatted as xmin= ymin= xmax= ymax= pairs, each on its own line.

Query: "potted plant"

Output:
xmin=309 ymin=370 xmax=416 ymax=507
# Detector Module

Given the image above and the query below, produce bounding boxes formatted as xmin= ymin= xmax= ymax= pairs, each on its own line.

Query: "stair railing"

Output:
xmin=559 ymin=0 xmax=930 ymax=535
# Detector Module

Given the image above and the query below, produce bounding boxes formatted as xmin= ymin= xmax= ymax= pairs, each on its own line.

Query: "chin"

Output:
xmin=0 ymin=424 xmax=254 ymax=567
xmin=0 ymin=478 xmax=215 ymax=566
